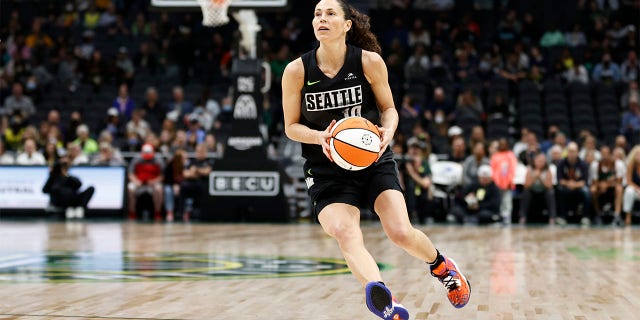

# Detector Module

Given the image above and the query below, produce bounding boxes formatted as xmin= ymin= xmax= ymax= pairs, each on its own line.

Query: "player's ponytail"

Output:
xmin=337 ymin=0 xmax=381 ymax=55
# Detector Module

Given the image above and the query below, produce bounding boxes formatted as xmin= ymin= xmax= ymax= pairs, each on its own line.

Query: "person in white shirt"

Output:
xmin=579 ymin=134 xmax=601 ymax=162
xmin=0 ymin=140 xmax=15 ymax=164
xmin=15 ymin=138 xmax=46 ymax=165
xmin=67 ymin=142 xmax=89 ymax=165
xmin=564 ymin=64 xmax=590 ymax=84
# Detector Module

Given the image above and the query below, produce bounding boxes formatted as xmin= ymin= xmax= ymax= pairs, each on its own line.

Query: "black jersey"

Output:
xmin=300 ymin=45 xmax=380 ymax=164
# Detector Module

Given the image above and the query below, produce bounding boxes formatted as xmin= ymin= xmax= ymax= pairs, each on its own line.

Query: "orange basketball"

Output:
xmin=329 ymin=117 xmax=382 ymax=171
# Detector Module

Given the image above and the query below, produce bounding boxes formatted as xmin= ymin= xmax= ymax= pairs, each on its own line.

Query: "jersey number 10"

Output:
xmin=343 ymin=105 xmax=362 ymax=118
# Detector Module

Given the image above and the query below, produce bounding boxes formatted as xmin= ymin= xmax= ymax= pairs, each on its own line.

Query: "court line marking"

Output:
xmin=0 ymin=313 xmax=188 ymax=320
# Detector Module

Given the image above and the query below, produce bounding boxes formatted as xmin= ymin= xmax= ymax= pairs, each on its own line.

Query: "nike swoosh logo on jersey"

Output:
xmin=307 ymin=80 xmax=321 ymax=86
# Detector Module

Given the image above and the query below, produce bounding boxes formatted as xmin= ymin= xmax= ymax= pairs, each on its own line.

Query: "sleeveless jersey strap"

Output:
xmin=301 ymin=50 xmax=315 ymax=84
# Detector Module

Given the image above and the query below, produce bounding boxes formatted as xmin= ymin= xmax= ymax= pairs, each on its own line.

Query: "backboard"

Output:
xmin=151 ymin=0 xmax=289 ymax=10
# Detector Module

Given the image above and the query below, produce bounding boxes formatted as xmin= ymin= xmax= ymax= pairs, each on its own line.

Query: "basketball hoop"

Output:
xmin=198 ymin=0 xmax=231 ymax=27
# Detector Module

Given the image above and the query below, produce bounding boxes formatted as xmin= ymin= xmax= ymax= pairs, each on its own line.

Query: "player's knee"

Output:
xmin=323 ymin=222 xmax=359 ymax=243
xmin=386 ymin=225 xmax=413 ymax=247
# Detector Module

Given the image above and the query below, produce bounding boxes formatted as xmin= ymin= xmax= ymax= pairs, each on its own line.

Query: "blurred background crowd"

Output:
xmin=1 ymin=0 xmax=639 ymax=225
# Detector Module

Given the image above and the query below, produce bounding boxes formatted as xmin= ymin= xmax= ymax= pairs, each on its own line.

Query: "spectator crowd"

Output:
xmin=0 ymin=0 xmax=639 ymax=224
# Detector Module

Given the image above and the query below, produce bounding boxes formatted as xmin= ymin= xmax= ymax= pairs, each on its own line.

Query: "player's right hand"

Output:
xmin=319 ymin=119 xmax=336 ymax=162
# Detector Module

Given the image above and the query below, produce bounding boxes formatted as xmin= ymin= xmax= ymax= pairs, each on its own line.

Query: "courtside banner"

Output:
xmin=209 ymin=171 xmax=280 ymax=196
xmin=0 ymin=166 xmax=126 ymax=210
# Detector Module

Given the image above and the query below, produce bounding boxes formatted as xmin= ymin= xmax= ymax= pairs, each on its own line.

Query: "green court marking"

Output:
xmin=567 ymin=247 xmax=640 ymax=261
xmin=0 ymin=251 xmax=392 ymax=283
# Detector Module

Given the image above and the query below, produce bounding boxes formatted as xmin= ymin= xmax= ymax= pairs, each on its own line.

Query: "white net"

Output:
xmin=232 ymin=9 xmax=261 ymax=55
xmin=198 ymin=0 xmax=231 ymax=27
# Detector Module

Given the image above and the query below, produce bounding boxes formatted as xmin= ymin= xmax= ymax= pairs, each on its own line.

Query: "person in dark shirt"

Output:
xmin=140 ymin=87 xmax=165 ymax=131
xmin=556 ymin=142 xmax=591 ymax=225
xmin=403 ymin=137 xmax=435 ymax=224
xmin=42 ymin=157 xmax=95 ymax=219
xmin=451 ymin=164 xmax=501 ymax=224
xmin=181 ymin=143 xmax=212 ymax=222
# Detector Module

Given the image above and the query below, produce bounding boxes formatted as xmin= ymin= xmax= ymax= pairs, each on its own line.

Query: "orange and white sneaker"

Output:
xmin=430 ymin=256 xmax=471 ymax=308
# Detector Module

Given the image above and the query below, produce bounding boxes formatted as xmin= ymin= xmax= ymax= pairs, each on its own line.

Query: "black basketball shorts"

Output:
xmin=303 ymin=152 xmax=403 ymax=221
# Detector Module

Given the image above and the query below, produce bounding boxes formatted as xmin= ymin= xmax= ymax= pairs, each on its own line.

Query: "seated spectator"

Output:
xmin=453 ymin=50 xmax=477 ymax=84
xmin=621 ymin=50 xmax=639 ymax=83
xmin=167 ymin=86 xmax=194 ymax=122
xmin=547 ymin=131 xmax=569 ymax=159
xmin=539 ymin=24 xmax=565 ymax=47
xmin=141 ymin=87 xmax=165 ymax=130
xmin=556 ymin=142 xmax=592 ymax=225
xmin=3 ymin=82 xmax=35 ymax=119
xmin=172 ymin=130 xmax=189 ymax=152
xmin=67 ymin=142 xmax=89 ymax=165
xmin=404 ymin=43 xmax=429 ymax=84
xmin=512 ymin=128 xmax=531 ymax=157
xmin=490 ymin=138 xmax=517 ymax=224
xmin=518 ymin=132 xmax=541 ymax=166
xmin=564 ymin=23 xmax=587 ymax=47
xmin=529 ymin=46 xmax=548 ymax=74
xmin=164 ymin=149 xmax=186 ymax=222
xmin=4 ymin=113 xmax=26 ymax=150
xmin=408 ymin=18 xmax=430 ymax=48
xmin=579 ymin=134 xmax=601 ymax=162
xmin=621 ymin=80 xmax=639 ymax=110
xmin=42 ymin=157 xmax=95 ymax=219
xmin=487 ymin=93 xmax=509 ymax=118
xmin=181 ymin=143 xmax=212 ymax=222
xmin=15 ymin=138 xmax=45 ymax=165
xmin=620 ymin=97 xmax=640 ymax=142
xmin=186 ymin=114 xmax=206 ymax=145
xmin=615 ymin=135 xmax=629 ymax=153
xmin=462 ymin=141 xmax=489 ymax=186
xmin=126 ymin=108 xmax=150 ymax=140
xmin=204 ymin=132 xmax=222 ymax=154
xmin=451 ymin=164 xmax=502 ymax=224
xmin=0 ymin=140 xmax=15 ymax=164
xmin=425 ymin=87 xmax=453 ymax=121
xmin=131 ymin=13 xmax=152 ymax=38
xmin=519 ymin=153 xmax=556 ymax=225
xmin=564 ymin=63 xmax=590 ymax=84
xmin=549 ymin=144 xmax=563 ymax=167
xmin=91 ymin=142 xmax=125 ymax=166
xmin=57 ymin=48 xmax=80 ymax=92
xmin=399 ymin=95 xmax=420 ymax=137
xmin=590 ymin=145 xmax=624 ymax=225
xmin=403 ymin=137 xmax=435 ymax=224
xmin=623 ymin=146 xmax=640 ymax=226
xmin=592 ymin=53 xmax=622 ymax=83
xmin=499 ymin=53 xmax=527 ymax=82
xmin=454 ymin=89 xmax=483 ymax=120
xmin=540 ymin=125 xmax=560 ymax=153
xmin=43 ymin=139 xmax=59 ymax=166
xmin=127 ymin=143 xmax=164 ymax=221
xmin=112 ymin=84 xmax=135 ymax=119
xmin=115 ymin=47 xmax=135 ymax=86
xmin=102 ymin=108 xmax=126 ymax=142
xmin=73 ymin=124 xmax=98 ymax=155
xmin=468 ymin=126 xmax=485 ymax=150
xmin=133 ymin=42 xmax=158 ymax=75
xmin=448 ymin=135 xmax=467 ymax=163
xmin=85 ymin=50 xmax=107 ymax=92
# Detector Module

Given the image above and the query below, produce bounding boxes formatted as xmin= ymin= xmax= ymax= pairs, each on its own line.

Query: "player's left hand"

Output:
xmin=376 ymin=126 xmax=393 ymax=161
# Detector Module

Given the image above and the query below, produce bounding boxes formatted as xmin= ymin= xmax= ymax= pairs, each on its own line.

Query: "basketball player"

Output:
xmin=281 ymin=0 xmax=471 ymax=318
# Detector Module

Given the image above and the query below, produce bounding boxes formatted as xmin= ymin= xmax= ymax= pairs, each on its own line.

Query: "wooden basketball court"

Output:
xmin=0 ymin=221 xmax=638 ymax=319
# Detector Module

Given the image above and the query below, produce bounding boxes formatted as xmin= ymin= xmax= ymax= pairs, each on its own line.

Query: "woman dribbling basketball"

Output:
xmin=281 ymin=0 xmax=470 ymax=318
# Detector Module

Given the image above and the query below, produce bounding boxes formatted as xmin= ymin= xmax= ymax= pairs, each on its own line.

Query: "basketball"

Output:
xmin=329 ymin=117 xmax=382 ymax=171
